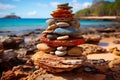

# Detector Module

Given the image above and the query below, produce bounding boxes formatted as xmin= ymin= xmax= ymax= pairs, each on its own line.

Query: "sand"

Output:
xmin=79 ymin=16 xmax=118 ymax=20
xmin=87 ymin=37 xmax=120 ymax=60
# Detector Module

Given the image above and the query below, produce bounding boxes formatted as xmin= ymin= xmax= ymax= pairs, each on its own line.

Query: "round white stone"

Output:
xmin=55 ymin=50 xmax=67 ymax=56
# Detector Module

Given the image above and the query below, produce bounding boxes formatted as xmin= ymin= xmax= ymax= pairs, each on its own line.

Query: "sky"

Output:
xmin=0 ymin=0 xmax=115 ymax=18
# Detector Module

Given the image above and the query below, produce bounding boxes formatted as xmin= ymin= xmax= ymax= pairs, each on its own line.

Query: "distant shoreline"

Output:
xmin=78 ymin=16 xmax=120 ymax=21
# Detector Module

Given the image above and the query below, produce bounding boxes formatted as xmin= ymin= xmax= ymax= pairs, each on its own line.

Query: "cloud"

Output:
xmin=13 ymin=0 xmax=21 ymax=2
xmin=71 ymin=0 xmax=92 ymax=9
xmin=27 ymin=10 xmax=37 ymax=16
xmin=82 ymin=2 xmax=92 ymax=8
xmin=0 ymin=3 xmax=16 ymax=10
xmin=50 ymin=2 xmax=60 ymax=7
xmin=36 ymin=3 xmax=48 ymax=7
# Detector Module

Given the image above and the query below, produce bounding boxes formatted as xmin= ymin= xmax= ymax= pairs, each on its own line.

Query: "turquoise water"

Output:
xmin=0 ymin=18 xmax=116 ymax=31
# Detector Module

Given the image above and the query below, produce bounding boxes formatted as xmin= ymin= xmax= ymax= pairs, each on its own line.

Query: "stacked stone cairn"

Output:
xmin=32 ymin=3 xmax=87 ymax=73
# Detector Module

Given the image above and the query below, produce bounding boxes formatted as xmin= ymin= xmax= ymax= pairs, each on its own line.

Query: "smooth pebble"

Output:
xmin=68 ymin=47 xmax=83 ymax=56
xmin=46 ymin=19 xmax=55 ymax=26
xmin=36 ymin=43 xmax=55 ymax=52
xmin=46 ymin=24 xmax=57 ymax=31
xmin=57 ymin=46 xmax=67 ymax=51
xmin=55 ymin=50 xmax=67 ymax=56
xmin=46 ymin=34 xmax=58 ymax=40
xmin=57 ymin=35 xmax=69 ymax=40
xmin=56 ymin=22 xmax=70 ymax=27
xmin=54 ymin=26 xmax=78 ymax=35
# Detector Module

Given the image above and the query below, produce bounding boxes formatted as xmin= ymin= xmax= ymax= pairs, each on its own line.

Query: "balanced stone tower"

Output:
xmin=32 ymin=3 xmax=87 ymax=73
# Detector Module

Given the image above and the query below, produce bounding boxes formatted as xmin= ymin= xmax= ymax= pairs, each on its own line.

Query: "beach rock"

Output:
xmin=97 ymin=27 xmax=115 ymax=33
xmin=0 ymin=49 xmax=18 ymax=71
xmin=68 ymin=47 xmax=83 ymax=56
xmin=57 ymin=35 xmax=69 ymax=40
xmin=70 ymin=20 xmax=80 ymax=28
xmin=0 ymin=42 xmax=4 ymax=56
xmin=109 ymin=47 xmax=120 ymax=56
xmin=54 ymin=26 xmax=78 ymax=35
xmin=109 ymin=58 xmax=120 ymax=71
xmin=82 ymin=34 xmax=101 ymax=44
xmin=56 ymin=22 xmax=70 ymax=27
xmin=2 ymin=37 xmax=24 ymax=49
xmin=55 ymin=50 xmax=67 ymax=56
xmin=78 ymin=44 xmax=107 ymax=55
xmin=46 ymin=24 xmax=57 ymax=31
xmin=1 ymin=65 xmax=34 ymax=80
xmin=36 ymin=43 xmax=55 ymax=52
xmin=46 ymin=19 xmax=55 ymax=26
xmin=1 ymin=70 xmax=16 ymax=80
xmin=57 ymin=46 xmax=67 ymax=51
xmin=113 ymin=40 xmax=120 ymax=44
xmin=2 ymin=38 xmax=16 ymax=49
xmin=46 ymin=34 xmax=58 ymax=40
xmin=32 ymin=51 xmax=86 ymax=73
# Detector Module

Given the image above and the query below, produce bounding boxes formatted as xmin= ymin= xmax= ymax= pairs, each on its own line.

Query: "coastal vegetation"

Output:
xmin=75 ymin=0 xmax=120 ymax=17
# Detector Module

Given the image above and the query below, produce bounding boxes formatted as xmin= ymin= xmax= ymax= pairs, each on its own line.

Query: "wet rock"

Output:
xmin=83 ymin=66 xmax=99 ymax=74
xmin=0 ymin=42 xmax=4 ymax=57
xmin=0 ymin=49 xmax=18 ymax=71
xmin=2 ymin=37 xmax=24 ymax=49
xmin=106 ymin=75 xmax=115 ymax=80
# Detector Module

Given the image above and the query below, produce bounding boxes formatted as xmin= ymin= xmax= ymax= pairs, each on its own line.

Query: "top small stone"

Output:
xmin=57 ymin=3 xmax=72 ymax=10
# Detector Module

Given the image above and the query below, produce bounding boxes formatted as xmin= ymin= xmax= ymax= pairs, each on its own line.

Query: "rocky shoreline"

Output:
xmin=0 ymin=22 xmax=120 ymax=79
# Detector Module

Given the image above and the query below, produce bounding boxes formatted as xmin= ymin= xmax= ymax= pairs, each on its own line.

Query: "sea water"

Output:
xmin=0 ymin=18 xmax=116 ymax=31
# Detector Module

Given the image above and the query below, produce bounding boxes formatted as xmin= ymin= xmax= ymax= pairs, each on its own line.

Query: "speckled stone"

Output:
xmin=46 ymin=19 xmax=55 ymax=26
xmin=54 ymin=26 xmax=78 ymax=35
xmin=56 ymin=22 xmax=70 ymax=27
xmin=68 ymin=47 xmax=83 ymax=56
xmin=55 ymin=50 xmax=67 ymax=56
xmin=57 ymin=35 xmax=69 ymax=40
xmin=46 ymin=34 xmax=58 ymax=40
xmin=57 ymin=46 xmax=67 ymax=51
